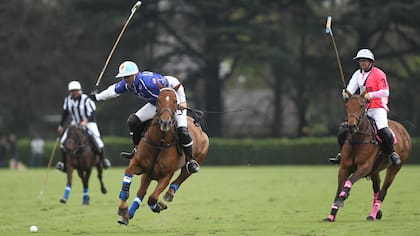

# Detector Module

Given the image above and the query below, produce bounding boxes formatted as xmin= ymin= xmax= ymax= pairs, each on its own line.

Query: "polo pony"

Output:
xmin=324 ymin=92 xmax=412 ymax=222
xmin=60 ymin=125 xmax=107 ymax=205
xmin=117 ymin=84 xmax=209 ymax=225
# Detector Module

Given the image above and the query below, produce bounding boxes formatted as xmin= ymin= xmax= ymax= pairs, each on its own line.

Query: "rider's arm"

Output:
xmin=95 ymin=83 xmax=121 ymax=101
xmin=85 ymin=97 xmax=96 ymax=122
xmin=59 ymin=97 xmax=70 ymax=127
xmin=368 ymin=75 xmax=389 ymax=98
xmin=166 ymin=76 xmax=186 ymax=104
xmin=346 ymin=70 xmax=359 ymax=95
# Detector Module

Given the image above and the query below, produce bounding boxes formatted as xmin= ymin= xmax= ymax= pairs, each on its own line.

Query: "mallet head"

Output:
xmin=132 ymin=1 xmax=142 ymax=12
xmin=325 ymin=16 xmax=332 ymax=34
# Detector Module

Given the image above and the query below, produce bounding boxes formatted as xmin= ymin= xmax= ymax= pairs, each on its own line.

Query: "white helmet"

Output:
xmin=353 ymin=49 xmax=375 ymax=61
xmin=68 ymin=81 xmax=82 ymax=91
xmin=115 ymin=61 xmax=139 ymax=78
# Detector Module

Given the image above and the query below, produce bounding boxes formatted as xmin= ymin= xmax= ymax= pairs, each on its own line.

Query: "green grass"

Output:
xmin=0 ymin=166 xmax=419 ymax=235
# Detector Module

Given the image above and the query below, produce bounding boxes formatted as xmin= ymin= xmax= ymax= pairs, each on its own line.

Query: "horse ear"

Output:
xmin=173 ymin=83 xmax=182 ymax=91
xmin=157 ymin=81 xmax=164 ymax=89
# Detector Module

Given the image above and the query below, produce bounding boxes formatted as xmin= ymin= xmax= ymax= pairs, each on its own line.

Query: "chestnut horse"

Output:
xmin=324 ymin=93 xmax=412 ymax=222
xmin=60 ymin=125 xmax=107 ymax=205
xmin=117 ymin=86 xmax=209 ymax=225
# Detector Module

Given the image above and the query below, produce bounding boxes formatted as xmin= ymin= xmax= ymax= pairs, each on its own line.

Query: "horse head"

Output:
xmin=65 ymin=125 xmax=88 ymax=155
xmin=345 ymin=92 xmax=368 ymax=134
xmin=155 ymin=83 xmax=179 ymax=133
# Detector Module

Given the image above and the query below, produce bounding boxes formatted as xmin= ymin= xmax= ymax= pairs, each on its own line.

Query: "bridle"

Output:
xmin=65 ymin=125 xmax=88 ymax=156
xmin=346 ymin=96 xmax=368 ymax=134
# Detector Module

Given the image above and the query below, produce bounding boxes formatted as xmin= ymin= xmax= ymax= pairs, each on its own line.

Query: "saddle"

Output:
xmin=367 ymin=117 xmax=397 ymax=145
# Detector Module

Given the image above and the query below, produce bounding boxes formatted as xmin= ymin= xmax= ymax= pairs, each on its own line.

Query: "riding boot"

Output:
xmin=120 ymin=114 xmax=143 ymax=160
xmin=183 ymin=145 xmax=200 ymax=174
xmin=55 ymin=149 xmax=66 ymax=173
xmin=329 ymin=122 xmax=348 ymax=164
xmin=178 ymin=127 xmax=200 ymax=174
xmin=99 ymin=148 xmax=111 ymax=169
xmin=378 ymin=127 xmax=401 ymax=165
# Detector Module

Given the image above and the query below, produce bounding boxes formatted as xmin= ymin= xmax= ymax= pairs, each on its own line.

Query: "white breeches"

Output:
xmin=135 ymin=103 xmax=188 ymax=128
xmin=60 ymin=122 xmax=104 ymax=149
xmin=367 ymin=108 xmax=388 ymax=130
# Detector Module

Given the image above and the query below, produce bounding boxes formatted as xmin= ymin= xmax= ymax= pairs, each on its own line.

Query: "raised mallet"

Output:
xmin=325 ymin=16 xmax=346 ymax=88
xmin=95 ymin=1 xmax=142 ymax=88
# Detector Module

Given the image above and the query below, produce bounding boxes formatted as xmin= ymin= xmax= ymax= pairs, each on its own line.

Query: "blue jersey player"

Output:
xmin=91 ymin=61 xmax=199 ymax=174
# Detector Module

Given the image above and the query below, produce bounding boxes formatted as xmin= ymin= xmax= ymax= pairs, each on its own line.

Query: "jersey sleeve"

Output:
xmin=166 ymin=76 xmax=186 ymax=103
xmin=85 ymin=97 xmax=96 ymax=122
xmin=369 ymin=71 xmax=389 ymax=98
xmin=96 ymin=83 xmax=121 ymax=101
xmin=60 ymin=97 xmax=70 ymax=126
xmin=346 ymin=70 xmax=359 ymax=95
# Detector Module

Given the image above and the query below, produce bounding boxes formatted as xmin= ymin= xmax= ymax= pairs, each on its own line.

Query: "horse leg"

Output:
xmin=96 ymin=162 xmax=107 ymax=194
xmin=164 ymin=167 xmax=189 ymax=202
xmin=369 ymin=165 xmax=402 ymax=221
xmin=121 ymin=174 xmax=152 ymax=224
xmin=117 ymin=159 xmax=142 ymax=225
xmin=366 ymin=172 xmax=381 ymax=221
xmin=81 ymin=169 xmax=92 ymax=205
xmin=60 ymin=167 xmax=73 ymax=203
xmin=324 ymin=166 xmax=350 ymax=222
xmin=148 ymin=175 xmax=171 ymax=213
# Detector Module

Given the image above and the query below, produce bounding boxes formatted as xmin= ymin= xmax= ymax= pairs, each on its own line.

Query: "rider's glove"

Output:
xmin=342 ymin=89 xmax=350 ymax=101
xmin=89 ymin=91 xmax=97 ymax=102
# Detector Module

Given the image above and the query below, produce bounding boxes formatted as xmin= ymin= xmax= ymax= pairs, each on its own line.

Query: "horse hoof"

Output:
xmin=163 ymin=192 xmax=174 ymax=202
xmin=366 ymin=216 xmax=375 ymax=221
xmin=118 ymin=208 xmax=128 ymax=217
xmin=322 ymin=217 xmax=334 ymax=222
xmin=158 ymin=202 xmax=168 ymax=211
xmin=117 ymin=217 xmax=129 ymax=225
xmin=60 ymin=198 xmax=67 ymax=204
xmin=376 ymin=210 xmax=382 ymax=220
xmin=101 ymin=187 xmax=107 ymax=194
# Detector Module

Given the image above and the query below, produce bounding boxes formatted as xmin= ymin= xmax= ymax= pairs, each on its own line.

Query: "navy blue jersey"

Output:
xmin=114 ymin=71 xmax=169 ymax=105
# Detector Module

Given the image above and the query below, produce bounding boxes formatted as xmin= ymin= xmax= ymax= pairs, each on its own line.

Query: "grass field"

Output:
xmin=0 ymin=165 xmax=419 ymax=235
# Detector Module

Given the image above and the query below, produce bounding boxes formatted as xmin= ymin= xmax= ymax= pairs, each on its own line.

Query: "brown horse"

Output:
xmin=117 ymin=86 xmax=209 ymax=225
xmin=60 ymin=125 xmax=107 ymax=205
xmin=324 ymin=93 xmax=412 ymax=222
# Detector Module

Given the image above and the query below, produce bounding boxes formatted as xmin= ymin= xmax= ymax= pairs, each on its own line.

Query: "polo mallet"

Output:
xmin=325 ymin=16 xmax=346 ymax=88
xmin=38 ymin=137 xmax=60 ymax=201
xmin=95 ymin=1 xmax=142 ymax=88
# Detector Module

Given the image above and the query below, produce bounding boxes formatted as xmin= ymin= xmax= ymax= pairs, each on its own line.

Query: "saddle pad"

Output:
xmin=375 ymin=128 xmax=397 ymax=145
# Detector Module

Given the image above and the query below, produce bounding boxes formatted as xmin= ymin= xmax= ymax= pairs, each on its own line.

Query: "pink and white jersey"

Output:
xmin=346 ymin=66 xmax=389 ymax=111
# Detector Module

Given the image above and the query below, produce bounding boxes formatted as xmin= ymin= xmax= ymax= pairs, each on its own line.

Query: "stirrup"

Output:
xmin=328 ymin=153 xmax=341 ymax=164
xmin=103 ymin=158 xmax=111 ymax=169
xmin=55 ymin=162 xmax=65 ymax=172
xmin=186 ymin=160 xmax=200 ymax=174
xmin=389 ymin=152 xmax=401 ymax=166
xmin=120 ymin=147 xmax=136 ymax=160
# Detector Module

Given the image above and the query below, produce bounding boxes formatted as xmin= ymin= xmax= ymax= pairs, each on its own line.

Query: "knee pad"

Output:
xmin=337 ymin=122 xmax=348 ymax=147
xmin=177 ymin=127 xmax=193 ymax=147
xmin=127 ymin=114 xmax=141 ymax=133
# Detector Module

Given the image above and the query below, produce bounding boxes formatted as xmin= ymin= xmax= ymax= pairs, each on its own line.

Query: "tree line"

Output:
xmin=1 ymin=0 xmax=419 ymax=138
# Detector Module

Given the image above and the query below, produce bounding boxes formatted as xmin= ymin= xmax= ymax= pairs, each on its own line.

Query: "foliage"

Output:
xmin=1 ymin=0 xmax=420 ymax=138
xmin=14 ymin=137 xmax=420 ymax=166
